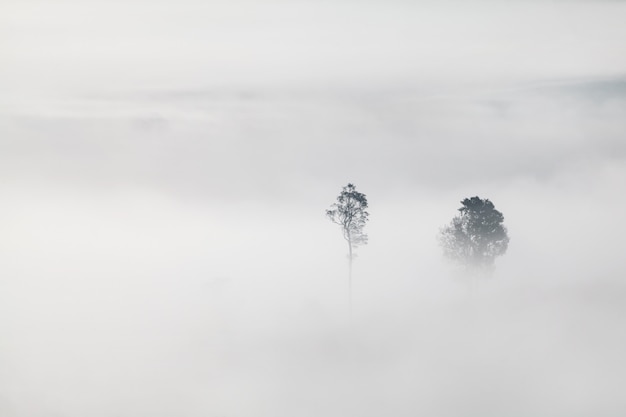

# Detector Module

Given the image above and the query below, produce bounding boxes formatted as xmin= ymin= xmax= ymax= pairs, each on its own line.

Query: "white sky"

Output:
xmin=2 ymin=0 xmax=626 ymax=96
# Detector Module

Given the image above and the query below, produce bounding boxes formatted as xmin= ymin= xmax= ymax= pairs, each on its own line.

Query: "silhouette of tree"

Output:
xmin=326 ymin=183 xmax=369 ymax=310
xmin=439 ymin=196 xmax=509 ymax=270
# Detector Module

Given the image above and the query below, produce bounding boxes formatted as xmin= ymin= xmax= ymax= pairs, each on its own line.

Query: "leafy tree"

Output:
xmin=326 ymin=183 xmax=369 ymax=309
xmin=439 ymin=196 xmax=509 ymax=270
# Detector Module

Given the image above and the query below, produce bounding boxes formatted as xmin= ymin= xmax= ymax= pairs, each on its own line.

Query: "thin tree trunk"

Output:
xmin=348 ymin=239 xmax=353 ymax=317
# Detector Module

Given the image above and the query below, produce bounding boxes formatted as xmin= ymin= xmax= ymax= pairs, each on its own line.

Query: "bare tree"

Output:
xmin=439 ymin=196 xmax=509 ymax=272
xmin=326 ymin=183 xmax=369 ymax=311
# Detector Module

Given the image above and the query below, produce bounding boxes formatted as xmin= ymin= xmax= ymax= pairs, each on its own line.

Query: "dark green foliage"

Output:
xmin=326 ymin=183 xmax=369 ymax=251
xmin=439 ymin=196 xmax=509 ymax=268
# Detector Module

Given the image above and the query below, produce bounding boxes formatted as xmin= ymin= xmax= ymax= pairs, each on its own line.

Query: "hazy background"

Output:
xmin=1 ymin=0 xmax=626 ymax=416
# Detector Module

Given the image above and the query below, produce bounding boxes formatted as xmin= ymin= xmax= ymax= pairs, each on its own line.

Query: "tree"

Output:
xmin=439 ymin=196 xmax=509 ymax=270
xmin=326 ymin=183 xmax=369 ymax=311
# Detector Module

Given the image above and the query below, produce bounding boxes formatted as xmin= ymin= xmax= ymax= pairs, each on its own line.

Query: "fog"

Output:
xmin=2 ymin=0 xmax=626 ymax=416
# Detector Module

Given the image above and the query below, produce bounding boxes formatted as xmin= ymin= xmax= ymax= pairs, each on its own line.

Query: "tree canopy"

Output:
xmin=439 ymin=196 xmax=509 ymax=269
xmin=326 ymin=183 xmax=369 ymax=253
